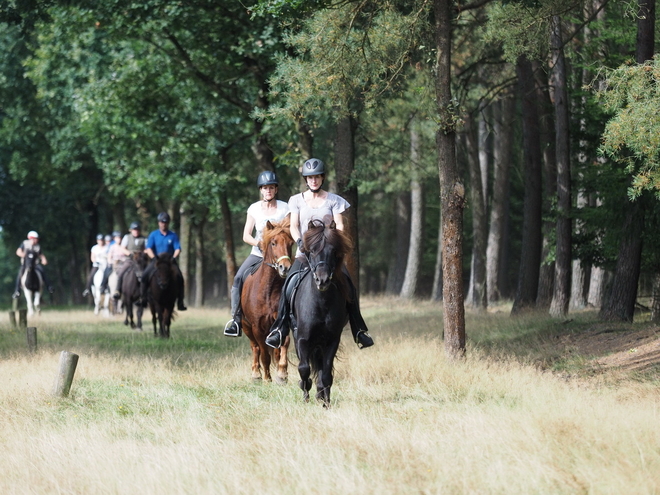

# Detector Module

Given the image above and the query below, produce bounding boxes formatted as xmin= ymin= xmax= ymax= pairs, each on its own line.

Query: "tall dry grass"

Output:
xmin=0 ymin=299 xmax=659 ymax=494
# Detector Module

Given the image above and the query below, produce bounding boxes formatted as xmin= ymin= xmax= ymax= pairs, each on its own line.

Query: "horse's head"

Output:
xmin=261 ymin=217 xmax=294 ymax=279
xmin=133 ymin=251 xmax=150 ymax=281
xmin=154 ymin=252 xmax=175 ymax=289
xmin=303 ymin=219 xmax=352 ymax=292
xmin=24 ymin=249 xmax=38 ymax=269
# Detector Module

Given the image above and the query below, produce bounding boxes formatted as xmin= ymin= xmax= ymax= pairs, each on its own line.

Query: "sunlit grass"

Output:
xmin=1 ymin=300 xmax=659 ymax=493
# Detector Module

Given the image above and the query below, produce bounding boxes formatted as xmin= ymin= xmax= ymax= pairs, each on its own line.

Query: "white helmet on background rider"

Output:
xmin=27 ymin=231 xmax=39 ymax=239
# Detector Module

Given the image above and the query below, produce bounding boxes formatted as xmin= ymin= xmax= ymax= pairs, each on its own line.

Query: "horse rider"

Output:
xmin=224 ymin=171 xmax=290 ymax=337
xmin=137 ymin=212 xmax=187 ymax=311
xmin=82 ymin=234 xmax=105 ymax=297
xmin=265 ymin=158 xmax=374 ymax=350
xmin=12 ymin=230 xmax=54 ymax=298
xmin=113 ymin=221 xmax=146 ymax=301
xmin=107 ymin=230 xmax=129 ymax=284
xmin=98 ymin=233 xmax=116 ymax=294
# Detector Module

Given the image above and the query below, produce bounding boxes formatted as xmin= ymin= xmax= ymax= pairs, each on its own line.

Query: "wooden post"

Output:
xmin=26 ymin=327 xmax=37 ymax=354
xmin=52 ymin=351 xmax=79 ymax=398
xmin=9 ymin=311 xmax=16 ymax=329
xmin=18 ymin=309 xmax=27 ymax=329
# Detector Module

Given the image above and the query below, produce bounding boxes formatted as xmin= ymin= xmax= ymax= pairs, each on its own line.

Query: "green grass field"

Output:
xmin=1 ymin=298 xmax=659 ymax=494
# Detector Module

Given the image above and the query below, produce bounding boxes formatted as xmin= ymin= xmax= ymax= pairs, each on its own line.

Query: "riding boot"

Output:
xmin=12 ymin=268 xmax=22 ymax=299
xmin=176 ymin=272 xmax=187 ymax=311
xmin=266 ymin=281 xmax=292 ymax=349
xmin=223 ymin=286 xmax=242 ymax=337
xmin=346 ymin=275 xmax=374 ymax=349
xmin=39 ymin=267 xmax=54 ymax=294
xmin=113 ymin=272 xmax=123 ymax=300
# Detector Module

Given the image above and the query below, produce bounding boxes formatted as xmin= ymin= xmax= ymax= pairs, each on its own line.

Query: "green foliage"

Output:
xmin=596 ymin=59 xmax=660 ymax=200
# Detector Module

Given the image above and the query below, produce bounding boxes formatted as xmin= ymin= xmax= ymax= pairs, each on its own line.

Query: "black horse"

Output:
xmin=148 ymin=252 xmax=178 ymax=338
xmin=122 ymin=252 xmax=149 ymax=330
xmin=293 ymin=220 xmax=353 ymax=407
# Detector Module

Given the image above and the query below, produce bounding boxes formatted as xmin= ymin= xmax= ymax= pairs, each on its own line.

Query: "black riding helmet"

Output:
xmin=302 ymin=158 xmax=325 ymax=177
xmin=157 ymin=212 xmax=170 ymax=223
xmin=129 ymin=221 xmax=140 ymax=230
xmin=257 ymin=170 xmax=278 ymax=187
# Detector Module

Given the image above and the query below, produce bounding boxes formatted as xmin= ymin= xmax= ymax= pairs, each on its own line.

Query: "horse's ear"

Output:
xmin=329 ymin=220 xmax=336 ymax=229
xmin=266 ymin=221 xmax=274 ymax=230
xmin=308 ymin=220 xmax=316 ymax=230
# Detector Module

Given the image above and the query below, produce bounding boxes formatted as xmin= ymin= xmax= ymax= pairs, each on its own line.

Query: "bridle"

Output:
xmin=265 ymin=254 xmax=291 ymax=270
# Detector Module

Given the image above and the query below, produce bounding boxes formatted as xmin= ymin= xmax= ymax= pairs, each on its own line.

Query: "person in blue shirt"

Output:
xmin=137 ymin=212 xmax=187 ymax=311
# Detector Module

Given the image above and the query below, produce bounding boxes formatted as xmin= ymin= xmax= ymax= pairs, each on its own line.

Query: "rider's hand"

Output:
xmin=296 ymin=238 xmax=304 ymax=252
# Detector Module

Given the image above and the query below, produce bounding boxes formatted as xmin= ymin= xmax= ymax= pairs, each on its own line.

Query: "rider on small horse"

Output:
xmin=113 ymin=221 xmax=146 ymax=301
xmin=137 ymin=212 xmax=187 ymax=312
xmin=12 ymin=230 xmax=53 ymax=299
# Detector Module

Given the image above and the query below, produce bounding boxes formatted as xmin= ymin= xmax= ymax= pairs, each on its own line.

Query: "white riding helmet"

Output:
xmin=27 ymin=231 xmax=39 ymax=239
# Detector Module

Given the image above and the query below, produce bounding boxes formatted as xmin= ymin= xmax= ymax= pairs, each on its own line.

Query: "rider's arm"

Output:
xmin=16 ymin=246 xmax=25 ymax=258
xmin=333 ymin=212 xmax=345 ymax=231
xmin=242 ymin=213 xmax=258 ymax=247
xmin=290 ymin=211 xmax=301 ymax=243
xmin=40 ymin=254 xmax=48 ymax=265
xmin=144 ymin=248 xmax=155 ymax=259
xmin=173 ymin=248 xmax=181 ymax=259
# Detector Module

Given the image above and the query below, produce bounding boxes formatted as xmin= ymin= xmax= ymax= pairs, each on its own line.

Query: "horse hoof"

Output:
xmin=251 ymin=376 xmax=263 ymax=383
xmin=275 ymin=375 xmax=288 ymax=385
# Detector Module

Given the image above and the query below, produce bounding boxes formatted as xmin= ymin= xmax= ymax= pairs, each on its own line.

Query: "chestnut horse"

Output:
xmin=293 ymin=220 xmax=352 ymax=407
xmin=241 ymin=218 xmax=294 ymax=383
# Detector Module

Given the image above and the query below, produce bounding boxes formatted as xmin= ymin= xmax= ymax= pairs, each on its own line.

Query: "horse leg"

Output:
xmin=297 ymin=340 xmax=312 ymax=402
xmin=152 ymin=308 xmax=158 ymax=336
xmin=250 ymin=342 xmax=262 ymax=382
xmin=24 ymin=290 xmax=34 ymax=317
xmin=274 ymin=334 xmax=290 ymax=385
xmin=34 ymin=290 xmax=41 ymax=316
xmin=261 ymin=342 xmax=272 ymax=382
xmin=316 ymin=338 xmax=340 ymax=408
xmin=136 ymin=303 xmax=143 ymax=330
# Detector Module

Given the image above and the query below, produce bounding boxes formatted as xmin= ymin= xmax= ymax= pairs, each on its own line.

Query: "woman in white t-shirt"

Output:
xmin=265 ymin=158 xmax=373 ymax=350
xmin=224 ymin=171 xmax=290 ymax=337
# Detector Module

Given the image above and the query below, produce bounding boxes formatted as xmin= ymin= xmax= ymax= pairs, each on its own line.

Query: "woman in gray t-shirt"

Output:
xmin=265 ymin=158 xmax=373 ymax=350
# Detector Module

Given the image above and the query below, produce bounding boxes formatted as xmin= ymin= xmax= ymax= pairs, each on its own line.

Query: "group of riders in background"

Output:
xmin=13 ymin=212 xmax=187 ymax=313
xmin=11 ymin=158 xmax=374 ymax=350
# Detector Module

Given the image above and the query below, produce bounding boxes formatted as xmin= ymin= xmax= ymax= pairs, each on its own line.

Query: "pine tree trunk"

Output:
xmin=178 ymin=203 xmax=191 ymax=303
xmin=435 ymin=0 xmax=465 ymax=358
xmin=194 ymin=211 xmax=207 ymax=308
xmin=400 ymin=123 xmax=423 ymax=299
xmin=549 ymin=15 xmax=572 ymax=319
xmin=511 ymin=55 xmax=543 ymax=315
xmin=534 ymin=63 xmax=557 ymax=309
xmin=220 ymin=194 xmax=236 ymax=310
xmin=431 ymin=218 xmax=443 ymax=301
xmin=335 ymin=115 xmax=360 ymax=290
xmin=465 ymin=112 xmax=487 ymax=310
xmin=386 ymin=192 xmax=410 ymax=295
xmin=487 ymin=96 xmax=513 ymax=304
xmin=587 ymin=266 xmax=607 ymax=308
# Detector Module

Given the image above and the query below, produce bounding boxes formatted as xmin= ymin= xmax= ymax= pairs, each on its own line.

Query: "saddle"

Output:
xmin=284 ymin=267 xmax=310 ymax=337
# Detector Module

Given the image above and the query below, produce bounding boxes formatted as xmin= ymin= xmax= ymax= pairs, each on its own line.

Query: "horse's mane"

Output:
xmin=303 ymin=219 xmax=353 ymax=260
xmin=260 ymin=216 xmax=292 ymax=252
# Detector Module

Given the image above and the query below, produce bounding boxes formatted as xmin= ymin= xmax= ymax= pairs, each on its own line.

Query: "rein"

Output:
xmin=265 ymin=254 xmax=291 ymax=269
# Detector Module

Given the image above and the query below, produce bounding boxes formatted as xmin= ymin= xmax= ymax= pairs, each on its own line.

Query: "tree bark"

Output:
xmin=400 ymin=121 xmax=423 ymax=299
xmin=193 ymin=210 xmax=208 ymax=308
xmin=435 ymin=0 xmax=465 ymax=358
xmin=220 ymin=194 xmax=236 ymax=309
xmin=534 ymin=63 xmax=557 ymax=309
xmin=335 ymin=114 xmax=360 ymax=290
xmin=431 ymin=217 xmax=443 ymax=301
xmin=386 ymin=192 xmax=410 ymax=295
xmin=178 ymin=203 xmax=191 ymax=303
xmin=549 ymin=15 xmax=572 ymax=319
xmin=465 ymin=112 xmax=487 ymax=310
xmin=511 ymin=56 xmax=543 ymax=315
xmin=487 ymin=96 xmax=513 ymax=304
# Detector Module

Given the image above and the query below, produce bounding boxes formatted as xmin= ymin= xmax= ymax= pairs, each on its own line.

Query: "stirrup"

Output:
xmin=223 ymin=319 xmax=241 ymax=337
xmin=265 ymin=329 xmax=283 ymax=349
xmin=355 ymin=330 xmax=374 ymax=349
